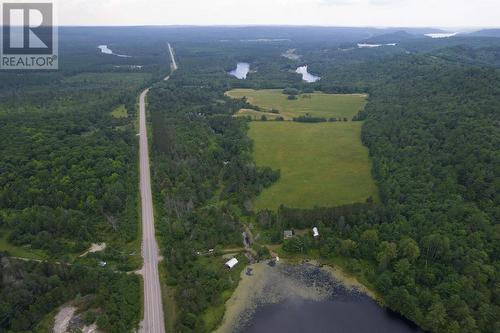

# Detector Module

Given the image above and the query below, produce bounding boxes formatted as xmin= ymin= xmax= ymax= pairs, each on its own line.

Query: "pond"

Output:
xmin=229 ymin=62 xmax=250 ymax=79
xmin=239 ymin=287 xmax=422 ymax=333
xmin=217 ymin=262 xmax=422 ymax=333
xmin=296 ymin=65 xmax=320 ymax=83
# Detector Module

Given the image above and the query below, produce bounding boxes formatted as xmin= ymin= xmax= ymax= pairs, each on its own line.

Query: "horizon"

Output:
xmin=18 ymin=25 xmax=499 ymax=33
xmin=51 ymin=0 xmax=500 ymax=28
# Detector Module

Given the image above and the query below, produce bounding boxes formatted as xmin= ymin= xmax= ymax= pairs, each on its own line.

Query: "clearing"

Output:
xmin=0 ymin=228 xmax=46 ymax=260
xmin=226 ymin=89 xmax=378 ymax=210
xmin=111 ymin=105 xmax=128 ymax=118
xmin=226 ymin=89 xmax=367 ymax=120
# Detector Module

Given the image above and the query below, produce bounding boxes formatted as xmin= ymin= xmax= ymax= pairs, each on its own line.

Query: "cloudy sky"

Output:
xmin=58 ymin=0 xmax=499 ymax=28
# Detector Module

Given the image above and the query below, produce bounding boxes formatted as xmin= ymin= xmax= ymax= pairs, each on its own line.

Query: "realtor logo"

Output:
xmin=1 ymin=1 xmax=58 ymax=69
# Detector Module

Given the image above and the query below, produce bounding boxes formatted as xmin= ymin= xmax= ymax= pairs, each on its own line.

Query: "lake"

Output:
xmin=97 ymin=45 xmax=131 ymax=58
xmin=238 ymin=286 xmax=422 ymax=333
xmin=357 ymin=43 xmax=397 ymax=48
xmin=425 ymin=32 xmax=458 ymax=39
xmin=229 ymin=62 xmax=250 ymax=79
xmin=216 ymin=262 xmax=422 ymax=333
xmin=296 ymin=66 xmax=320 ymax=83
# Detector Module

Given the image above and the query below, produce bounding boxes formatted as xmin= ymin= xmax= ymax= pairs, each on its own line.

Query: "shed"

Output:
xmin=312 ymin=227 xmax=319 ymax=238
xmin=283 ymin=230 xmax=293 ymax=239
xmin=225 ymin=258 xmax=238 ymax=269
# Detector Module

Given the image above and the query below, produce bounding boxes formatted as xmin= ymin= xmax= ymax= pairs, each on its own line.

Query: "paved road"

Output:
xmin=168 ymin=43 xmax=178 ymax=71
xmin=138 ymin=87 xmax=165 ymax=333
xmin=139 ymin=43 xmax=177 ymax=333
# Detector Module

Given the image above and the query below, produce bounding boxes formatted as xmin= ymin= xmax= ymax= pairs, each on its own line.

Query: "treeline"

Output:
xmin=292 ymin=115 xmax=350 ymax=123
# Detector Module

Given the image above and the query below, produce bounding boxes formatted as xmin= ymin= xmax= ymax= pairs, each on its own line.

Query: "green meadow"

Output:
xmin=227 ymin=89 xmax=378 ymax=210
xmin=226 ymin=89 xmax=367 ymax=120
xmin=112 ymin=104 xmax=128 ymax=118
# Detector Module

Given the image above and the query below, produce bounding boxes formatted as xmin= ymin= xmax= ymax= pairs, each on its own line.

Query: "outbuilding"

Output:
xmin=225 ymin=258 xmax=239 ymax=269
xmin=312 ymin=227 xmax=320 ymax=238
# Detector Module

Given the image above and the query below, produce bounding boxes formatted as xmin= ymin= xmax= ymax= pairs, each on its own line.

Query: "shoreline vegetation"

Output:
xmin=214 ymin=256 xmax=381 ymax=333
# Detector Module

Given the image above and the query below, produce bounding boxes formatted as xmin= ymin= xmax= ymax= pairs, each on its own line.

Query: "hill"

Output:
xmin=361 ymin=30 xmax=421 ymax=44
xmin=467 ymin=28 xmax=500 ymax=38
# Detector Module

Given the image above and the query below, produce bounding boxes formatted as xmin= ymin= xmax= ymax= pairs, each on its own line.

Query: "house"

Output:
xmin=225 ymin=258 xmax=238 ymax=269
xmin=283 ymin=230 xmax=293 ymax=239
xmin=312 ymin=227 xmax=319 ymax=238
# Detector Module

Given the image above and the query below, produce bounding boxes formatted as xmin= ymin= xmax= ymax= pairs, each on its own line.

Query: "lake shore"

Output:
xmin=214 ymin=258 xmax=380 ymax=333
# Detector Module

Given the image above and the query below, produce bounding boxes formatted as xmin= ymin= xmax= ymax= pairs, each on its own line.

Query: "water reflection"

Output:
xmin=238 ymin=264 xmax=422 ymax=333
xmin=229 ymin=62 xmax=250 ymax=79
xmin=97 ymin=45 xmax=131 ymax=58
xmin=296 ymin=65 xmax=321 ymax=83
xmin=425 ymin=32 xmax=458 ymax=39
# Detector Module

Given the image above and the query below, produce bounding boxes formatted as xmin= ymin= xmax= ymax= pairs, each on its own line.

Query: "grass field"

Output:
xmin=112 ymin=104 xmax=128 ymax=118
xmin=0 ymin=228 xmax=46 ymax=260
xmin=226 ymin=89 xmax=367 ymax=120
xmin=226 ymin=89 xmax=378 ymax=210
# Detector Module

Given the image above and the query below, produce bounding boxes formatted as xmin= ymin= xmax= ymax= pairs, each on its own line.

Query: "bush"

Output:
xmin=293 ymin=116 xmax=327 ymax=123
xmin=283 ymin=87 xmax=300 ymax=95
xmin=84 ymin=310 xmax=97 ymax=325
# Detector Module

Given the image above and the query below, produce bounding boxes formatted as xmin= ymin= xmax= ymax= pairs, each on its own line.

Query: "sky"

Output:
xmin=57 ymin=0 xmax=500 ymax=28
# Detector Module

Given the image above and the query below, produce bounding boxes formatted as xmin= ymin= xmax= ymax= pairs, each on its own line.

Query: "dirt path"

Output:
xmin=52 ymin=305 xmax=76 ymax=333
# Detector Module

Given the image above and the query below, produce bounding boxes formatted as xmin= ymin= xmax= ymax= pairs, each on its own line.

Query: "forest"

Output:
xmin=149 ymin=79 xmax=279 ymax=331
xmin=0 ymin=253 xmax=140 ymax=332
xmin=0 ymin=30 xmax=165 ymax=332
xmin=148 ymin=33 xmax=499 ymax=333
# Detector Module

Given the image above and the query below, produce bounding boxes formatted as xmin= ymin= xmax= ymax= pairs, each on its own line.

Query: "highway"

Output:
xmin=139 ymin=43 xmax=177 ymax=333
xmin=168 ymin=43 xmax=178 ymax=71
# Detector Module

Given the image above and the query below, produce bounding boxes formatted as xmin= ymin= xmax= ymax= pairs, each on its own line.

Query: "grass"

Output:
xmin=0 ymin=228 xmax=46 ymax=260
xmin=226 ymin=89 xmax=378 ymax=210
xmin=271 ymin=243 xmax=381 ymax=301
xmin=200 ymin=254 xmax=246 ymax=332
xmin=159 ymin=263 xmax=177 ymax=333
xmin=226 ymin=89 xmax=367 ymax=120
xmin=112 ymin=104 xmax=128 ymax=118
xmin=203 ymin=290 xmax=232 ymax=332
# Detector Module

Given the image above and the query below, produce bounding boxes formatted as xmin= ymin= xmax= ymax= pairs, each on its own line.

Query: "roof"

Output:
xmin=225 ymin=258 xmax=238 ymax=269
xmin=312 ymin=227 xmax=319 ymax=237
xmin=284 ymin=230 xmax=293 ymax=238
